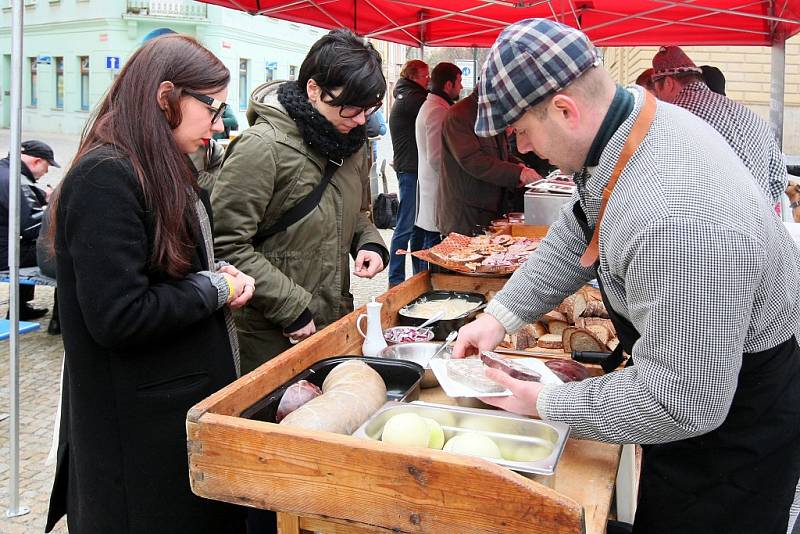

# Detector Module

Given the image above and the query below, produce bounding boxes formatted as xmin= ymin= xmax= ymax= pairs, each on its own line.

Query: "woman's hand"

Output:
xmin=219 ymin=265 xmax=255 ymax=309
xmin=285 ymin=319 xmax=316 ymax=344
xmin=354 ymin=250 xmax=384 ymax=278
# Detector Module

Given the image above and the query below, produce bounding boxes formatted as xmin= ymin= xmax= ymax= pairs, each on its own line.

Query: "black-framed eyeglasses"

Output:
xmin=320 ymin=88 xmax=382 ymax=119
xmin=184 ymin=89 xmax=227 ymax=124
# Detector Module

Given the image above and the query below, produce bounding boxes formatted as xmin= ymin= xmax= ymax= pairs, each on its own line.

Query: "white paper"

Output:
xmin=430 ymin=357 xmax=563 ymax=398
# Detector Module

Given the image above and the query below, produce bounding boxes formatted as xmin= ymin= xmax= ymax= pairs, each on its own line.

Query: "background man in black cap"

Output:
xmin=1 ymin=139 xmax=60 ymax=320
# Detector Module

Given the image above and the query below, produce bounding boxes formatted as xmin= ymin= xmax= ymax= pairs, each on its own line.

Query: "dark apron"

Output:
xmin=573 ymin=201 xmax=800 ymax=534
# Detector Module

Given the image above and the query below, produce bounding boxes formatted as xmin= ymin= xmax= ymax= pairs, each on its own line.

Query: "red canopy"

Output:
xmin=199 ymin=0 xmax=799 ymax=47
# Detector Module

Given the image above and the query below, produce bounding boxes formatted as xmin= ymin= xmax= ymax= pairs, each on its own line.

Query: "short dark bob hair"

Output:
xmin=298 ymin=28 xmax=386 ymax=109
xmin=431 ymin=62 xmax=461 ymax=91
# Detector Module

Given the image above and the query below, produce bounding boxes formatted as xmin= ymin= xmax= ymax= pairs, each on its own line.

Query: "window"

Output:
xmin=238 ymin=59 xmax=248 ymax=111
xmin=79 ymin=56 xmax=89 ymax=111
xmin=288 ymin=65 xmax=297 ymax=81
xmin=29 ymin=57 xmax=37 ymax=107
xmin=265 ymin=63 xmax=275 ymax=82
xmin=55 ymin=56 xmax=64 ymax=109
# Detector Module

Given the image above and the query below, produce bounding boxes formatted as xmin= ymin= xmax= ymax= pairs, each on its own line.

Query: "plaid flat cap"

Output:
xmin=475 ymin=18 xmax=600 ymax=137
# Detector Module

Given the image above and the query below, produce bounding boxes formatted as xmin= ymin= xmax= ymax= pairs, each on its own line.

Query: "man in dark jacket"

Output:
xmin=387 ymin=59 xmax=428 ymax=286
xmin=437 ymin=90 xmax=539 ymax=236
xmin=0 ymin=139 xmax=59 ymax=320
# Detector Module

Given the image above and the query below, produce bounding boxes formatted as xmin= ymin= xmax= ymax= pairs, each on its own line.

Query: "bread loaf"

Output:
xmin=557 ymin=292 xmax=587 ymax=324
xmin=537 ymin=334 xmax=563 ymax=349
xmin=279 ymin=360 xmax=387 ymax=434
xmin=547 ymin=319 xmax=570 ymax=336
xmin=586 ymin=325 xmax=611 ymax=345
xmin=561 ymin=327 xmax=577 ymax=353
xmin=569 ymin=329 xmax=607 ymax=352
xmin=512 ymin=323 xmax=538 ymax=350
xmin=533 ymin=321 xmax=548 ymax=338
xmin=582 ymin=300 xmax=609 ymax=319
xmin=541 ymin=310 xmax=567 ymax=324
xmin=583 ymin=317 xmax=616 ymax=337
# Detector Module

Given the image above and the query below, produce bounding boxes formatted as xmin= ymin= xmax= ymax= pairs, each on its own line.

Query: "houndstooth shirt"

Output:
xmin=672 ymin=81 xmax=787 ymax=204
xmin=486 ymin=86 xmax=800 ymax=444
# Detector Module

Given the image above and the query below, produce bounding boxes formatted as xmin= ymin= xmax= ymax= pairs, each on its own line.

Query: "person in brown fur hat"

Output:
xmin=651 ymin=45 xmax=787 ymax=206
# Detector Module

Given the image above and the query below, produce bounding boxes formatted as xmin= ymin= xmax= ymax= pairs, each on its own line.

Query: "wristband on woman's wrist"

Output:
xmin=224 ymin=276 xmax=236 ymax=301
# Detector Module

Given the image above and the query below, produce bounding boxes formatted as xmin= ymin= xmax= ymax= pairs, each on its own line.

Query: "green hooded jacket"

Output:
xmin=211 ymin=81 xmax=387 ymax=362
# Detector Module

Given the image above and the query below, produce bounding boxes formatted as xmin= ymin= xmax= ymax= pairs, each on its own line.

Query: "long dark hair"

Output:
xmin=51 ymin=35 xmax=229 ymax=277
xmin=298 ymin=28 xmax=385 ymax=109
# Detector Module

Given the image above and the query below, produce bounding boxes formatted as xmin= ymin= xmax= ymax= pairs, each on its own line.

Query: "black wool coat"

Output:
xmin=45 ymin=147 xmax=245 ymax=534
xmin=388 ymin=77 xmax=428 ymax=173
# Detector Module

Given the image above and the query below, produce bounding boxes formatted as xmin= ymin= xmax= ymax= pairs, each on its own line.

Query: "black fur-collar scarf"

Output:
xmin=277 ymin=81 xmax=366 ymax=162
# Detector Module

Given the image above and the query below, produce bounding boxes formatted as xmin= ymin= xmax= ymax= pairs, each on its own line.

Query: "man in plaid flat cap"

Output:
xmin=651 ymin=45 xmax=787 ymax=207
xmin=453 ymin=18 xmax=800 ymax=534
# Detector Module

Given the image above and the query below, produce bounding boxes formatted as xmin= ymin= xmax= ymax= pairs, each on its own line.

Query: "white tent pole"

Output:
xmin=770 ymin=33 xmax=785 ymax=148
xmin=770 ymin=28 xmax=789 ymax=220
xmin=5 ymin=0 xmax=29 ymax=519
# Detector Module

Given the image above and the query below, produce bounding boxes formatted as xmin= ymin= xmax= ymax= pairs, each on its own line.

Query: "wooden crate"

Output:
xmin=187 ymin=272 xmax=621 ymax=534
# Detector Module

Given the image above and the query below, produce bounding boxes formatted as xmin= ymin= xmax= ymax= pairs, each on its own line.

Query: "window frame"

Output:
xmin=79 ymin=55 xmax=90 ymax=111
xmin=238 ymin=58 xmax=249 ymax=111
xmin=54 ymin=56 xmax=64 ymax=110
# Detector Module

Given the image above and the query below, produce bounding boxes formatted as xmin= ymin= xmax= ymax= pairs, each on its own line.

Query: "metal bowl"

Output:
xmin=397 ymin=291 xmax=486 ymax=340
xmin=379 ymin=342 xmax=451 ymax=388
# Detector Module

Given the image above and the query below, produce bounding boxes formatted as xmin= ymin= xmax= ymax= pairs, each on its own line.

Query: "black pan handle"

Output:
xmin=572 ymin=351 xmax=613 ymax=365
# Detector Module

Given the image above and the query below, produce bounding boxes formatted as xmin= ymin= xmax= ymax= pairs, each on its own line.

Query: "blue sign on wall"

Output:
xmin=266 ymin=61 xmax=278 ymax=70
xmin=106 ymin=56 xmax=121 ymax=70
xmin=36 ymin=55 xmax=52 ymax=65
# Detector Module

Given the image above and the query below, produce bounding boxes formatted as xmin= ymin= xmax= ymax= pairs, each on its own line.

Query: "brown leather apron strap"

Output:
xmin=580 ymin=91 xmax=657 ymax=268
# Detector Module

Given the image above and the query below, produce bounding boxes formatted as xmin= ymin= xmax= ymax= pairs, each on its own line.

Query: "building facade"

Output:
xmin=0 ymin=0 xmax=328 ymax=134
xmin=603 ymin=39 xmax=800 ymax=154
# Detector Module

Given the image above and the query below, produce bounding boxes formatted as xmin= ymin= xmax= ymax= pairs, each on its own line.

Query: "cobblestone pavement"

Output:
xmin=0 ymin=129 xmax=409 ymax=533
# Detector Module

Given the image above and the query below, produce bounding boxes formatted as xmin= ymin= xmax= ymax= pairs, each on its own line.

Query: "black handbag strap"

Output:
xmin=256 ymin=159 xmax=340 ymax=244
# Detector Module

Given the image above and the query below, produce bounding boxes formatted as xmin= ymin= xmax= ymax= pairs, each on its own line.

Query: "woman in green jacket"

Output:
xmin=211 ymin=29 xmax=389 ymax=373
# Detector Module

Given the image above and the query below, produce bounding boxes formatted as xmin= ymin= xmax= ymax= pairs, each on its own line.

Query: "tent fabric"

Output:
xmin=199 ymin=0 xmax=799 ymax=48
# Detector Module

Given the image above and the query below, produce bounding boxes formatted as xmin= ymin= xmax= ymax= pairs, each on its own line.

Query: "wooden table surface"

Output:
xmin=187 ymin=271 xmax=621 ymax=534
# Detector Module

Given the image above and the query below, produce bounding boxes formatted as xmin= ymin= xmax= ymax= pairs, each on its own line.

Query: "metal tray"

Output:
xmin=397 ymin=290 xmax=486 ymax=339
xmin=241 ymin=356 xmax=424 ymax=423
xmin=352 ymin=401 xmax=570 ymax=477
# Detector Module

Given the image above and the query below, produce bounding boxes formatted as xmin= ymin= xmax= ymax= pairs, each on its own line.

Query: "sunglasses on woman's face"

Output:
xmin=320 ymin=88 xmax=382 ymax=119
xmin=184 ymin=90 xmax=227 ymax=124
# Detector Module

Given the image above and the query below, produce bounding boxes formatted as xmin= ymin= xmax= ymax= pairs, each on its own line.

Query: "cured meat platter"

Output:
xmin=411 ymin=232 xmax=542 ymax=275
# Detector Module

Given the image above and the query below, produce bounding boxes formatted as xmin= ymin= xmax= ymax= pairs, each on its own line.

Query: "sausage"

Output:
xmin=276 ymin=380 xmax=322 ymax=422
xmin=279 ymin=360 xmax=387 ymax=434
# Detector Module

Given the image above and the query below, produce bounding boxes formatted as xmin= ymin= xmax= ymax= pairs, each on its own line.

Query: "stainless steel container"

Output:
xmin=524 ymin=191 xmax=572 ymax=226
xmin=353 ymin=401 xmax=570 ymax=483
xmin=379 ymin=342 xmax=451 ymax=388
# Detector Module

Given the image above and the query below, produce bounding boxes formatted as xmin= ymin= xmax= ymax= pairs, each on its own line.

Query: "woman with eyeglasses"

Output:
xmin=45 ymin=35 xmax=250 ymax=534
xmin=211 ymin=29 xmax=389 ymax=375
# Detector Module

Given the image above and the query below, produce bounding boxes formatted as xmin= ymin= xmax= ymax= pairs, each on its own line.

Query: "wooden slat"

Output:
xmin=429 ymin=272 xmax=507 ymax=294
xmin=299 ymin=516 xmax=384 ymax=534
xmin=188 ymin=414 xmax=585 ymax=534
xmin=277 ymin=512 xmax=301 ymax=534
